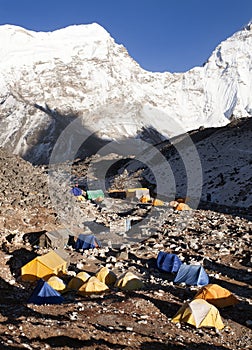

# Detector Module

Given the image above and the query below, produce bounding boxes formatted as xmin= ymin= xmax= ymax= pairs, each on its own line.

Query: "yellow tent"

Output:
xmin=67 ymin=271 xmax=91 ymax=291
xmin=115 ymin=271 xmax=144 ymax=291
xmin=46 ymin=275 xmax=66 ymax=292
xmin=77 ymin=276 xmax=109 ymax=296
xmin=21 ymin=250 xmax=67 ymax=282
xmin=152 ymin=198 xmax=164 ymax=206
xmin=176 ymin=203 xmax=191 ymax=211
xmin=172 ymin=299 xmax=225 ymax=330
xmin=95 ymin=266 xmax=117 ymax=286
xmin=194 ymin=284 xmax=239 ymax=308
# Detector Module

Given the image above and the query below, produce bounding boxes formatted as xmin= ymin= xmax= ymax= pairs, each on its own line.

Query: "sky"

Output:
xmin=1 ymin=0 xmax=252 ymax=73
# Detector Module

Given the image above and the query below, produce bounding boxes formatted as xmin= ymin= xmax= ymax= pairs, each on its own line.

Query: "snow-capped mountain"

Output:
xmin=0 ymin=22 xmax=251 ymax=164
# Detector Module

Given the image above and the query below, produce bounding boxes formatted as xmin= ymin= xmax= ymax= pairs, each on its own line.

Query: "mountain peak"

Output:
xmin=0 ymin=23 xmax=251 ymax=165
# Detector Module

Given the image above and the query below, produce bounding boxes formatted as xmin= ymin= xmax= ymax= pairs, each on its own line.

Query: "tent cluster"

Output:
xmin=21 ymin=247 xmax=238 ymax=333
xmin=156 ymin=251 xmax=238 ymax=330
xmin=75 ymin=186 xmax=165 ymax=206
xmin=169 ymin=200 xmax=191 ymax=211
xmin=172 ymin=283 xmax=239 ymax=330
xmin=21 ymin=253 xmax=144 ymax=305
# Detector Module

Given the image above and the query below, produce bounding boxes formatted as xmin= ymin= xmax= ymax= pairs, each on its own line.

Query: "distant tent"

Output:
xmin=71 ymin=186 xmax=82 ymax=196
xmin=176 ymin=203 xmax=191 ymax=211
xmin=172 ymin=299 xmax=225 ymax=329
xmin=75 ymin=234 xmax=101 ymax=251
xmin=152 ymin=198 xmax=164 ymax=206
xmin=95 ymin=266 xmax=117 ymax=286
xmin=86 ymin=190 xmax=104 ymax=201
xmin=67 ymin=271 xmax=91 ymax=291
xmin=46 ymin=275 xmax=66 ymax=292
xmin=77 ymin=276 xmax=109 ymax=296
xmin=174 ymin=264 xmax=209 ymax=286
xmin=157 ymin=252 xmax=182 ymax=273
xmin=110 ymin=218 xmax=131 ymax=234
xmin=27 ymin=279 xmax=64 ymax=305
xmin=32 ymin=229 xmax=71 ymax=249
xmin=194 ymin=284 xmax=239 ymax=308
xmin=140 ymin=195 xmax=151 ymax=204
xmin=21 ymin=250 xmax=67 ymax=282
xmin=115 ymin=271 xmax=144 ymax=291
xmin=126 ymin=188 xmax=150 ymax=200
xmin=108 ymin=189 xmax=126 ymax=199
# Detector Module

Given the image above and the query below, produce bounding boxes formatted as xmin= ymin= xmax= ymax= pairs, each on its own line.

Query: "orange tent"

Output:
xmin=194 ymin=284 xmax=239 ymax=308
xmin=152 ymin=198 xmax=164 ymax=206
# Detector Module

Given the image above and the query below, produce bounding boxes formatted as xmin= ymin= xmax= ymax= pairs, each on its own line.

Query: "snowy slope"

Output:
xmin=0 ymin=23 xmax=251 ymax=163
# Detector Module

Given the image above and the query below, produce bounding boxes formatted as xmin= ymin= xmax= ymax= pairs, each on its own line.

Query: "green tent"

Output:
xmin=86 ymin=190 xmax=104 ymax=200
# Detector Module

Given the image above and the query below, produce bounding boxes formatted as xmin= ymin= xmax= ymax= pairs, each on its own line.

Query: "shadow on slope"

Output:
xmin=23 ymin=104 xmax=111 ymax=165
xmin=22 ymin=109 xmax=251 ymax=220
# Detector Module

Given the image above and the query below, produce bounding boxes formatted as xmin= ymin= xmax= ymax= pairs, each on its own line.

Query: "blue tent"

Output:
xmin=27 ymin=279 xmax=64 ymax=305
xmin=157 ymin=252 xmax=182 ymax=273
xmin=75 ymin=234 xmax=101 ymax=250
xmin=71 ymin=186 xmax=82 ymax=196
xmin=174 ymin=264 xmax=209 ymax=286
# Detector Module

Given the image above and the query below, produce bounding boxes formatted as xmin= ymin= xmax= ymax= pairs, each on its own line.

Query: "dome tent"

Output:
xmin=67 ymin=271 xmax=91 ymax=291
xmin=174 ymin=264 xmax=209 ymax=286
xmin=27 ymin=279 xmax=64 ymax=305
xmin=157 ymin=251 xmax=182 ymax=273
xmin=46 ymin=275 xmax=66 ymax=292
xmin=194 ymin=284 xmax=239 ymax=308
xmin=95 ymin=266 xmax=117 ymax=286
xmin=115 ymin=271 xmax=144 ymax=291
xmin=172 ymin=299 xmax=225 ymax=330
xmin=77 ymin=276 xmax=109 ymax=296
xmin=75 ymin=234 xmax=101 ymax=251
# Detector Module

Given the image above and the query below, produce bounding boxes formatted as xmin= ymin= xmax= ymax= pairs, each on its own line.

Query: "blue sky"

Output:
xmin=1 ymin=0 xmax=252 ymax=72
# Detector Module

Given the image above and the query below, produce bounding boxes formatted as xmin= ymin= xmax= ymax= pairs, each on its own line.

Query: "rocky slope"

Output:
xmin=119 ymin=118 xmax=252 ymax=209
xmin=0 ymin=193 xmax=251 ymax=350
xmin=0 ymin=143 xmax=251 ymax=349
xmin=0 ymin=22 xmax=251 ymax=164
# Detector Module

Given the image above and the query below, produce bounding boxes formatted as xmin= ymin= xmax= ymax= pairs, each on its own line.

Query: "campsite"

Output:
xmin=0 ymin=147 xmax=251 ymax=350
